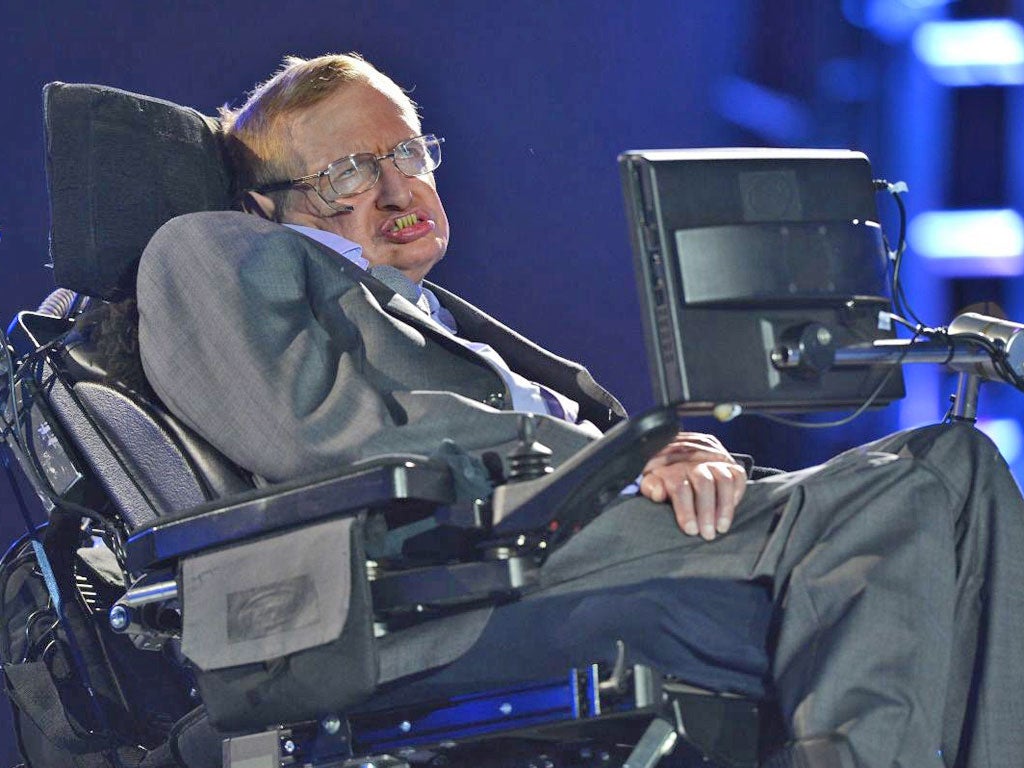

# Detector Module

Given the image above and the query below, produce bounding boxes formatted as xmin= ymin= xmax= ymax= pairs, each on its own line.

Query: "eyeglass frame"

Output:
xmin=252 ymin=134 xmax=445 ymax=211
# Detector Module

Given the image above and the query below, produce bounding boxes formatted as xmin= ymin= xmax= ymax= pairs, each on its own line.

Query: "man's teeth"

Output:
xmin=392 ymin=214 xmax=418 ymax=232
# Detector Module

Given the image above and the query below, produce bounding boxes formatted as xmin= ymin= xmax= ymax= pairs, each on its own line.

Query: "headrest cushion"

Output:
xmin=44 ymin=82 xmax=234 ymax=300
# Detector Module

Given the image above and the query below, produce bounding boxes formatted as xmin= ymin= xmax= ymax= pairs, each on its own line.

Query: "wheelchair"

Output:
xmin=0 ymin=83 xmax=786 ymax=768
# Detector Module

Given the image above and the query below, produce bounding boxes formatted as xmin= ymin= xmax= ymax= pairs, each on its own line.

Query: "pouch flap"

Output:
xmin=181 ymin=517 xmax=353 ymax=670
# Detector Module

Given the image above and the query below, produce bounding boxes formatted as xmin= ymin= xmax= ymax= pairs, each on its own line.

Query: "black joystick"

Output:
xmin=506 ymin=414 xmax=553 ymax=482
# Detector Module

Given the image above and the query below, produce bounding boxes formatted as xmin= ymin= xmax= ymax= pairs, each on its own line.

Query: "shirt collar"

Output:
xmin=283 ymin=222 xmax=455 ymax=330
xmin=284 ymin=223 xmax=368 ymax=270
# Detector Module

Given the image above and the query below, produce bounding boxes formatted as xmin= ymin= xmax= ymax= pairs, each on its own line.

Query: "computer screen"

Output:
xmin=619 ymin=147 xmax=905 ymax=414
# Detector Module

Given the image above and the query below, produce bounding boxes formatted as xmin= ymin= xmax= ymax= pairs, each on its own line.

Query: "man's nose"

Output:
xmin=374 ymin=161 xmax=414 ymax=210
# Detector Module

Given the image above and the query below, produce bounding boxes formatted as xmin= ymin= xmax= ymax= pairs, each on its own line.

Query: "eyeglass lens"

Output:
xmin=325 ymin=135 xmax=442 ymax=199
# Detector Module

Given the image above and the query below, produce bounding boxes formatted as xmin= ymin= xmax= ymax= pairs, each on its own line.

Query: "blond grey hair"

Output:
xmin=220 ymin=53 xmax=420 ymax=208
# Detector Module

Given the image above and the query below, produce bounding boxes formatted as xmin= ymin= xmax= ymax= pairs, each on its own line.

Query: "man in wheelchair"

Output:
xmin=2 ymin=53 xmax=1023 ymax=768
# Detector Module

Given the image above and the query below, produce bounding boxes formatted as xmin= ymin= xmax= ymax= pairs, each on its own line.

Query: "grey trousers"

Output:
xmin=534 ymin=422 xmax=1024 ymax=767
xmin=372 ymin=423 xmax=1023 ymax=767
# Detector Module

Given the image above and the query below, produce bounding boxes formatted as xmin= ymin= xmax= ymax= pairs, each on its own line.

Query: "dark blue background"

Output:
xmin=2 ymin=1 xmax=1021 ymax=762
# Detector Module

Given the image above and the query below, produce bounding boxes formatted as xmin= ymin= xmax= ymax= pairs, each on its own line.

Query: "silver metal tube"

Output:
xmin=946 ymin=312 xmax=1024 ymax=380
xmin=824 ymin=314 xmax=1023 ymax=386
xmin=119 ymin=579 xmax=179 ymax=608
xmin=952 ymin=373 xmax=982 ymax=422
xmin=829 ymin=339 xmax=993 ymax=372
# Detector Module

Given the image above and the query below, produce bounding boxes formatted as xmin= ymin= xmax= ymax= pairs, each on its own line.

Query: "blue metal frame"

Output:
xmin=351 ymin=666 xmax=613 ymax=754
xmin=283 ymin=665 xmax=654 ymax=765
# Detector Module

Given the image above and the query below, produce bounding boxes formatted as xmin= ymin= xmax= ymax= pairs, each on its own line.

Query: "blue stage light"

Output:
xmin=913 ymin=19 xmax=1024 ymax=86
xmin=842 ymin=0 xmax=950 ymax=43
xmin=908 ymin=209 xmax=1024 ymax=275
xmin=977 ymin=417 xmax=1024 ymax=465
xmin=714 ymin=77 xmax=811 ymax=144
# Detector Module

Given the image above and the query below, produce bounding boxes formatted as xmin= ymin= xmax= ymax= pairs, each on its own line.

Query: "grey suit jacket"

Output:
xmin=137 ymin=211 xmax=626 ymax=482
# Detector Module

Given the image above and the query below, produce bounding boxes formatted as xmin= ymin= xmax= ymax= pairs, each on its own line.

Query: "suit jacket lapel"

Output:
xmin=426 ymin=282 xmax=626 ymax=429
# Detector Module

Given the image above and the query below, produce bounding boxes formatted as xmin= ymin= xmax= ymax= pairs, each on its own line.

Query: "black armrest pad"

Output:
xmin=731 ymin=454 xmax=787 ymax=480
xmin=125 ymin=456 xmax=456 ymax=572
xmin=732 ymin=453 xmax=754 ymax=478
xmin=751 ymin=465 xmax=786 ymax=480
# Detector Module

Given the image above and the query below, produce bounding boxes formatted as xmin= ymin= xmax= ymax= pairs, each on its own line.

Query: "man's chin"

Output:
xmin=370 ymin=248 xmax=445 ymax=284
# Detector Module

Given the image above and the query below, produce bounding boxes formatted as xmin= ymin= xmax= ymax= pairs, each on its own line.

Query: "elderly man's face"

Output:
xmin=278 ymin=81 xmax=449 ymax=283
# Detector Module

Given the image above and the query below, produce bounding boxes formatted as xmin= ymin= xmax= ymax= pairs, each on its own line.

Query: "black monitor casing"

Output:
xmin=620 ymin=148 xmax=905 ymax=413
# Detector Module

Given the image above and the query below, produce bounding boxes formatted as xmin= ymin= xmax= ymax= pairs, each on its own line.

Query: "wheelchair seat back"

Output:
xmin=11 ymin=307 xmax=254 ymax=531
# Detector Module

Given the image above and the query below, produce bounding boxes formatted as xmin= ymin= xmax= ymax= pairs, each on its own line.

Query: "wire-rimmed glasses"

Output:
xmin=254 ymin=134 xmax=444 ymax=211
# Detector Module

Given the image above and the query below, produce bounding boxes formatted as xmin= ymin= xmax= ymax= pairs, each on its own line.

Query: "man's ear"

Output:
xmin=241 ymin=191 xmax=279 ymax=221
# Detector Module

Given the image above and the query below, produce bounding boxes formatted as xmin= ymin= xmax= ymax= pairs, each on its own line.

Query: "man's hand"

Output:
xmin=638 ymin=432 xmax=747 ymax=540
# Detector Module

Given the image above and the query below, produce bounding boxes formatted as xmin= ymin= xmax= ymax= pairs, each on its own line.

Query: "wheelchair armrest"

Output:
xmin=125 ymin=406 xmax=680 ymax=572
xmin=124 ymin=455 xmax=457 ymax=572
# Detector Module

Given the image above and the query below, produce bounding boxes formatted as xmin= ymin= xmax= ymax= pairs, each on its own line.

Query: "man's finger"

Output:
xmin=709 ymin=462 xmax=744 ymax=534
xmin=640 ymin=459 xmax=747 ymax=539
xmin=691 ymin=463 xmax=719 ymax=540
xmin=639 ymin=472 xmax=667 ymax=503
xmin=666 ymin=476 xmax=698 ymax=536
xmin=731 ymin=464 xmax=748 ymax=505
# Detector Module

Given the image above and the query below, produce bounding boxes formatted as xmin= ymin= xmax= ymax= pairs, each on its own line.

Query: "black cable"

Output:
xmin=2 ymin=336 xmax=122 ymax=525
xmin=18 ymin=388 xmax=127 ymax=532
xmin=3 ymin=315 xmax=162 ymax=537
xmin=936 ymin=328 xmax=1024 ymax=391
xmin=0 ymin=331 xmax=132 ymax=599
xmin=874 ymin=179 xmax=925 ymax=329
xmin=890 ymin=191 xmax=924 ymax=327
xmin=878 ymin=308 xmax=1024 ymax=392
xmin=1 ymin=329 xmax=23 ymax=459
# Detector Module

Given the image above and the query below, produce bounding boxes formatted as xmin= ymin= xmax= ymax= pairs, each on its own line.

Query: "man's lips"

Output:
xmin=381 ymin=211 xmax=436 ymax=244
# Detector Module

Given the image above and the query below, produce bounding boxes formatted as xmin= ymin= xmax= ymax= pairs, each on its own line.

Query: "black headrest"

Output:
xmin=43 ymin=82 xmax=234 ymax=300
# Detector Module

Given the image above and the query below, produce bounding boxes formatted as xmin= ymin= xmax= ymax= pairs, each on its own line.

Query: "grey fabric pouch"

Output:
xmin=180 ymin=515 xmax=377 ymax=730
